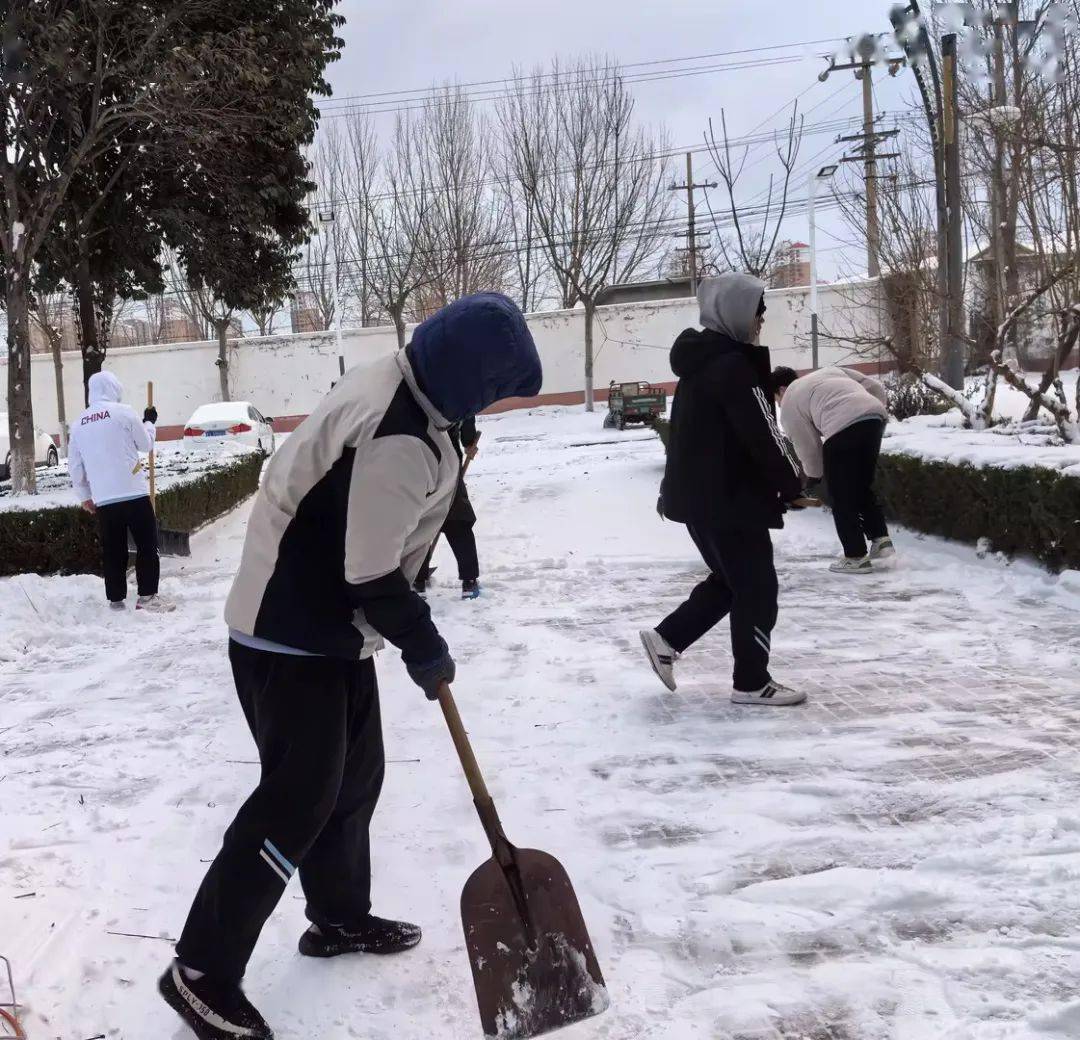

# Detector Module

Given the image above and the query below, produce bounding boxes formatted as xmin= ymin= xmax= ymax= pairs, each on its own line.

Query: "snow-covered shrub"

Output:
xmin=0 ymin=451 xmax=263 ymax=577
xmin=886 ymin=375 xmax=953 ymax=421
xmin=876 ymin=453 xmax=1080 ymax=571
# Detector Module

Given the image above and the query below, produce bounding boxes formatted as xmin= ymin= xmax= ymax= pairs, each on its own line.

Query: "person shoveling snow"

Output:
xmin=67 ymin=371 xmax=172 ymax=613
xmin=159 ymin=293 xmax=542 ymax=1040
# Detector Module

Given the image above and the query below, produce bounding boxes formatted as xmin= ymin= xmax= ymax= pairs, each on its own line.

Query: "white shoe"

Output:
xmin=640 ymin=630 xmax=678 ymax=692
xmin=830 ymin=555 xmax=873 ymax=574
xmin=732 ymin=680 xmax=806 ymax=706
xmin=136 ymin=595 xmax=176 ymax=613
xmin=869 ymin=537 xmax=896 ymax=561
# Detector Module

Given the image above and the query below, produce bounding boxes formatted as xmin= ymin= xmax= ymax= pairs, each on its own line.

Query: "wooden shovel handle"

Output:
xmin=437 ymin=682 xmax=493 ymax=805
xmin=147 ymin=381 xmax=156 ymax=508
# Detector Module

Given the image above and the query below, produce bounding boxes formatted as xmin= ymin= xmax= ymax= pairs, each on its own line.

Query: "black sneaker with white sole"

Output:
xmin=158 ymin=961 xmax=273 ymax=1039
xmin=298 ymin=915 xmax=422 ymax=958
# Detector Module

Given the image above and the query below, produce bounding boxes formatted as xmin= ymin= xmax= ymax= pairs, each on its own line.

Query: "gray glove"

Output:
xmin=406 ymin=639 xmax=456 ymax=701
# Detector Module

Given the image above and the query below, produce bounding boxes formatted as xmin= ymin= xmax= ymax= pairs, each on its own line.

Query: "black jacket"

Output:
xmin=660 ymin=329 xmax=802 ymax=529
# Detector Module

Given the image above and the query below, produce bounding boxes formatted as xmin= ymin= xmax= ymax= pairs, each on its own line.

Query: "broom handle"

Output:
xmin=147 ymin=382 xmax=156 ymax=508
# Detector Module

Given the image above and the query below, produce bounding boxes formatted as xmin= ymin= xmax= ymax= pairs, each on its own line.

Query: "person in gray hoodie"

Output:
xmin=640 ymin=274 xmax=806 ymax=707
xmin=773 ymin=365 xmax=895 ymax=573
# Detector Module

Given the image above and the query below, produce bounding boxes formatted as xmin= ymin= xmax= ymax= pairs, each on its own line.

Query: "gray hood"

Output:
xmin=697 ymin=273 xmax=766 ymax=343
xmin=88 ymin=371 xmax=123 ymax=406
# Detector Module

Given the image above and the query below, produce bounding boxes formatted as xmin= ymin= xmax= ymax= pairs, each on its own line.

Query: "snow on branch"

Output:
xmin=917 ymin=370 xmax=984 ymax=428
xmin=990 ymin=351 xmax=1080 ymax=444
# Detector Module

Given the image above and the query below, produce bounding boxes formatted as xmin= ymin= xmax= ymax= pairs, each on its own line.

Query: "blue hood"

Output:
xmin=406 ymin=293 xmax=543 ymax=422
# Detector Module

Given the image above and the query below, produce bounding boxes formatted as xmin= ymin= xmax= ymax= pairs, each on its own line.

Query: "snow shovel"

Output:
xmin=134 ymin=382 xmax=190 ymax=557
xmin=437 ymin=682 xmax=609 ymax=1039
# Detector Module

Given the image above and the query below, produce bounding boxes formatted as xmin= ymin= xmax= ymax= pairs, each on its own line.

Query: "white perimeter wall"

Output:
xmin=12 ymin=280 xmax=885 ymax=437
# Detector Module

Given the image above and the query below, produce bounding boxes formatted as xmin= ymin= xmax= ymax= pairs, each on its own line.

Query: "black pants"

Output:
xmin=823 ymin=419 xmax=889 ymax=559
xmin=96 ymin=495 xmax=159 ymax=602
xmin=175 ymin=642 xmax=385 ymax=983
xmin=419 ymin=480 xmax=479 ymax=582
xmin=656 ymin=524 xmax=778 ymax=693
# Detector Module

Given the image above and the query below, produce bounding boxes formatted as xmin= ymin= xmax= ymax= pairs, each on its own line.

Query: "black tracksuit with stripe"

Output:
xmin=657 ymin=329 xmax=802 ymax=692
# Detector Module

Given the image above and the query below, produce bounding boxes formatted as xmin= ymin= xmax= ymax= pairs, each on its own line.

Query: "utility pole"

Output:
xmin=890 ymin=3 xmax=962 ymax=389
xmin=669 ymin=151 xmax=716 ymax=296
xmin=862 ymin=67 xmax=881 ymax=279
xmin=942 ymin=33 xmax=966 ymax=390
xmin=820 ymin=45 xmax=900 ymax=280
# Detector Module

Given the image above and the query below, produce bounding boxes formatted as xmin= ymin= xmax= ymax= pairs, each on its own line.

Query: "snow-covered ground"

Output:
xmin=0 ymin=441 xmax=259 ymax=513
xmin=3 ymin=406 xmax=1080 ymax=1040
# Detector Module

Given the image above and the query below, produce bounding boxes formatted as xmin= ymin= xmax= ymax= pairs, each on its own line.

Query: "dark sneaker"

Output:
xmin=158 ymin=960 xmax=273 ymax=1039
xmin=461 ymin=579 xmax=481 ymax=600
xmin=298 ymin=915 xmax=422 ymax=958
xmin=109 ymin=601 xmax=126 ymax=611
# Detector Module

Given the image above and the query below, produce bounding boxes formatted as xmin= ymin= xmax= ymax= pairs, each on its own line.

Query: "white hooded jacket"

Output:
xmin=68 ymin=372 xmax=157 ymax=506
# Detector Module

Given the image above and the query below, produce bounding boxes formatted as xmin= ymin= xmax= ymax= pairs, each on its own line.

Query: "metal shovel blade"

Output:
xmin=461 ymin=846 xmax=609 ymax=1039
xmin=127 ymin=525 xmax=191 ymax=558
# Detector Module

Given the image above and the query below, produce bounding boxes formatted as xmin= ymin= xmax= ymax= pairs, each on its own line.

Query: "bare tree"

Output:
xmin=364 ymin=115 xmax=439 ymax=348
xmin=250 ymin=298 xmax=285 ymax=337
xmin=703 ymin=105 xmax=804 ymax=279
xmin=412 ymin=85 xmax=510 ymax=317
xmin=494 ymin=151 xmax=550 ymax=312
xmin=340 ymin=112 xmax=380 ymax=327
xmin=501 ymin=56 xmax=673 ymax=410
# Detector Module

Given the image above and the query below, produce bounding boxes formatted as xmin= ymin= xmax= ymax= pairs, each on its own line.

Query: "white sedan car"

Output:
xmin=183 ymin=401 xmax=277 ymax=455
xmin=0 ymin=412 xmax=60 ymax=480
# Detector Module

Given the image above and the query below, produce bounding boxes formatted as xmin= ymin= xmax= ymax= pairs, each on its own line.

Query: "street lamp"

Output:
xmin=808 ymin=163 xmax=838 ymax=370
xmin=317 ymin=206 xmax=345 ymax=378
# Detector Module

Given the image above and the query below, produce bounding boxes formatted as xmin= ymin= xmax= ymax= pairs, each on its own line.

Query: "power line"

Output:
xmin=318 ymin=56 xmax=819 ymax=120
xmin=317 ymin=38 xmax=846 ymax=110
xmin=312 ymin=114 xmax=882 ymax=211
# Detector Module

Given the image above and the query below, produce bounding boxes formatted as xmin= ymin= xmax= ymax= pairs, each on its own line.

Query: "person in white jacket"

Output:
xmin=68 ymin=371 xmax=169 ymax=610
xmin=772 ymin=365 xmax=895 ymax=573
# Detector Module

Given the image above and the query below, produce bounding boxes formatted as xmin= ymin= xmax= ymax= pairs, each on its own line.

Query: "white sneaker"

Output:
xmin=830 ymin=555 xmax=873 ymax=574
xmin=732 ymin=680 xmax=806 ymax=706
xmin=869 ymin=537 xmax=896 ymax=561
xmin=640 ymin=629 xmax=679 ymax=692
xmin=136 ymin=595 xmax=176 ymax=613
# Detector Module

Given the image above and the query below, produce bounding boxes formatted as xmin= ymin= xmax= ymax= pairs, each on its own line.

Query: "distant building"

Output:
xmin=770 ymin=242 xmax=811 ymax=289
xmin=290 ymin=291 xmax=324 ymax=334
xmin=161 ymin=301 xmax=204 ymax=343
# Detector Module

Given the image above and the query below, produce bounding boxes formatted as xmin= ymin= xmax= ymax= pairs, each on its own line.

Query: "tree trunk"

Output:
xmin=76 ymin=243 xmax=104 ymax=406
xmin=1022 ymin=317 xmax=1080 ymax=422
xmin=392 ymin=307 xmax=406 ymax=350
xmin=583 ymin=297 xmax=596 ymax=412
xmin=5 ymin=268 xmax=37 ymax=494
xmin=216 ymin=319 xmax=231 ymax=401
xmin=51 ymin=333 xmax=69 ymax=456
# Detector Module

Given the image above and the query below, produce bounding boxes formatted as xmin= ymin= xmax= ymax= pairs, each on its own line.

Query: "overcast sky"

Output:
xmin=319 ymin=0 xmax=919 ymax=282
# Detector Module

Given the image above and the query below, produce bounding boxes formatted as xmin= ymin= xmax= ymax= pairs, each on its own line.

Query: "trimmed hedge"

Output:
xmin=876 ymin=452 xmax=1080 ymax=572
xmin=0 ymin=451 xmax=264 ymax=578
